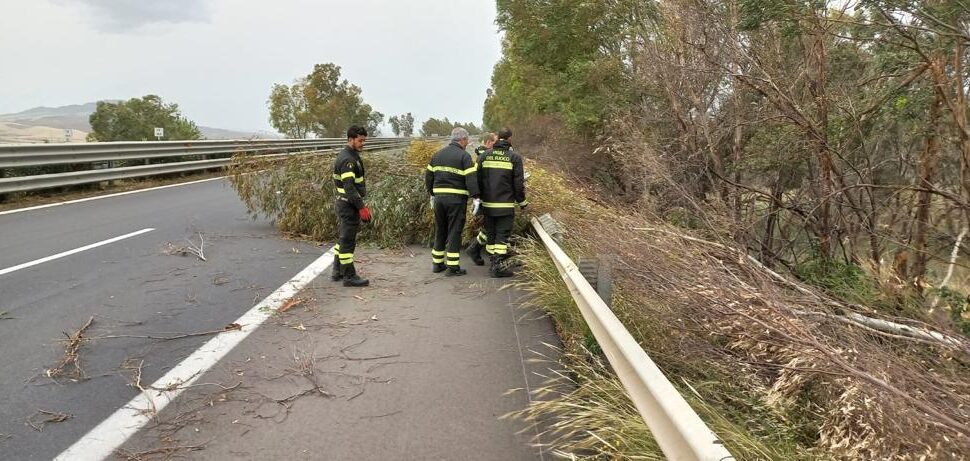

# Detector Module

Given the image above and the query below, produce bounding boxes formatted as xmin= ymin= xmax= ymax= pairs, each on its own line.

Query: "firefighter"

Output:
xmin=465 ymin=132 xmax=498 ymax=266
xmin=426 ymin=127 xmax=480 ymax=276
xmin=331 ymin=125 xmax=372 ymax=287
xmin=478 ymin=127 xmax=526 ymax=278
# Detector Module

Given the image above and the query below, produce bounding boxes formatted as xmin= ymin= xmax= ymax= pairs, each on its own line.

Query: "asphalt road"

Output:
xmin=119 ymin=249 xmax=558 ymax=460
xmin=0 ymin=179 xmax=325 ymax=460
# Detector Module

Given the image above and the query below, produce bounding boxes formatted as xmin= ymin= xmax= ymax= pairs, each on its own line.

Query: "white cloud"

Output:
xmin=63 ymin=0 xmax=212 ymax=33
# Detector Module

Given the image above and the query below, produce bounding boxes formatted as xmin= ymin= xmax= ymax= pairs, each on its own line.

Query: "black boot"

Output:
xmin=331 ymin=254 xmax=343 ymax=281
xmin=489 ymin=255 xmax=514 ymax=278
xmin=342 ymin=263 xmax=369 ymax=287
xmin=465 ymin=240 xmax=485 ymax=266
xmin=432 ymin=262 xmax=447 ymax=273
xmin=446 ymin=266 xmax=467 ymax=276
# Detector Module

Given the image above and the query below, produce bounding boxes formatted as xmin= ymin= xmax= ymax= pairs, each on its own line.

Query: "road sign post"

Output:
xmin=154 ymin=127 xmax=164 ymax=141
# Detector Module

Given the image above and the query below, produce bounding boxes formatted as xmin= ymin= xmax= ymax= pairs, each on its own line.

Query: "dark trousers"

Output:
xmin=433 ymin=197 xmax=467 ymax=267
xmin=335 ymin=199 xmax=360 ymax=267
xmin=484 ymin=214 xmax=514 ymax=257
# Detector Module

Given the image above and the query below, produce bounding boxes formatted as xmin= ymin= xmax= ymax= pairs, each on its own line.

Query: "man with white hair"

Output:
xmin=425 ymin=127 xmax=480 ymax=275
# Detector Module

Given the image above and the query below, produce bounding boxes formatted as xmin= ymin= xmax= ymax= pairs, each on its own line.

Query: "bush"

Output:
xmin=227 ymin=141 xmax=441 ymax=247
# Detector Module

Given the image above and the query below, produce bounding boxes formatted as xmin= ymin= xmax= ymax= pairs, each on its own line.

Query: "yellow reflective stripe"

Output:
xmin=339 ymin=171 xmax=356 ymax=180
xmin=482 ymin=202 xmax=515 ymax=208
xmin=482 ymin=160 xmax=512 ymax=170
xmin=336 ymin=187 xmax=346 ymax=193
xmin=517 ymin=200 xmax=528 ymax=206
xmin=432 ymin=188 xmax=469 ymax=195
xmin=432 ymin=257 xmax=445 ymax=263
xmin=446 ymin=253 xmax=460 ymax=258
xmin=355 ymin=177 xmax=364 ymax=184
xmin=428 ymin=165 xmax=470 ymax=176
xmin=446 ymin=260 xmax=460 ymax=266
xmin=431 ymin=250 xmax=445 ymax=256
xmin=339 ymin=257 xmax=354 ymax=264
xmin=476 ymin=232 xmax=487 ymax=244
xmin=428 ymin=165 xmax=477 ymax=175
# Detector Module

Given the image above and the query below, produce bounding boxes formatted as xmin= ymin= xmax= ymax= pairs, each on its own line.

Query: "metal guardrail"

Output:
xmin=0 ymin=138 xmax=416 ymax=194
xmin=531 ymin=215 xmax=735 ymax=461
xmin=0 ymin=138 xmax=408 ymax=168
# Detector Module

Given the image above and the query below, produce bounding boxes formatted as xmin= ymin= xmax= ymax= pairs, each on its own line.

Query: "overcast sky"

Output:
xmin=0 ymin=0 xmax=503 ymax=133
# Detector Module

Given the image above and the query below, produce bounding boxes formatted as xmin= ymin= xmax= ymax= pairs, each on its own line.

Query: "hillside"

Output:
xmin=0 ymin=102 xmax=277 ymax=143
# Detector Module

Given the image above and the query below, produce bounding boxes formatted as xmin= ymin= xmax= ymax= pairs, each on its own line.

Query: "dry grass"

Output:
xmin=510 ymin=161 xmax=970 ymax=459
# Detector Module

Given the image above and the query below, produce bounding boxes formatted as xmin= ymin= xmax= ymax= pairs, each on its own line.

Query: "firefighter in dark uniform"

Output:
xmin=478 ymin=127 xmax=526 ymax=278
xmin=465 ymin=132 xmax=498 ymax=266
xmin=426 ymin=127 xmax=480 ymax=276
xmin=331 ymin=125 xmax=372 ymax=287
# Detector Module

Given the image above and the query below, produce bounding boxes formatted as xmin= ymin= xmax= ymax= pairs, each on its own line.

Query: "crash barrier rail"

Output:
xmin=0 ymin=137 xmax=421 ymax=194
xmin=531 ymin=214 xmax=736 ymax=461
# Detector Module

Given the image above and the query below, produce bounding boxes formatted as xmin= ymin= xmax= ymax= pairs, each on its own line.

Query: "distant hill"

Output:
xmin=0 ymin=102 xmax=279 ymax=143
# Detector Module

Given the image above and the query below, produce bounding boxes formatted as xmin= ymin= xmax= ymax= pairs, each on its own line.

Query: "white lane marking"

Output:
xmin=54 ymin=247 xmax=336 ymax=461
xmin=0 ymin=228 xmax=155 ymax=276
xmin=0 ymin=176 xmax=225 ymax=216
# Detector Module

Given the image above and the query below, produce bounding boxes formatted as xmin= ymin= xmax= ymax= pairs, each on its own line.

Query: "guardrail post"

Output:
xmin=0 ymin=168 xmax=6 ymax=202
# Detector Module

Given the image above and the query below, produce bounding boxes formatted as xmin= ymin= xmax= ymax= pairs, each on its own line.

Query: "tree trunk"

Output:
xmin=911 ymin=62 xmax=944 ymax=283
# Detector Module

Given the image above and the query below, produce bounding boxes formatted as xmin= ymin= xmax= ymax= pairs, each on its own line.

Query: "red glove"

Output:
xmin=359 ymin=206 xmax=373 ymax=223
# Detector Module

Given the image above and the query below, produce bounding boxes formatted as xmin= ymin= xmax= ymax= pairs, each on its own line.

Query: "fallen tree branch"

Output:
xmin=939 ymin=227 xmax=967 ymax=290
xmin=163 ymin=233 xmax=207 ymax=261
xmin=632 ymin=226 xmax=969 ymax=351
xmin=45 ymin=316 xmax=94 ymax=380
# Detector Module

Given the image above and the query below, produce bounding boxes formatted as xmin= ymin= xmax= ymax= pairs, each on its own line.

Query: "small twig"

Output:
xmin=360 ymin=410 xmax=402 ymax=419
xmin=0 ymin=310 xmax=13 ymax=320
xmin=91 ymin=323 xmax=242 ymax=342
xmin=276 ymin=386 xmax=333 ymax=404
xmin=114 ymin=443 xmax=206 ymax=461
xmin=121 ymin=359 xmax=157 ymax=419
xmin=343 ymin=353 xmax=401 ymax=361
xmin=340 ymin=337 xmax=368 ymax=353
xmin=45 ymin=316 xmax=94 ymax=380
xmin=25 ymin=410 xmax=72 ymax=432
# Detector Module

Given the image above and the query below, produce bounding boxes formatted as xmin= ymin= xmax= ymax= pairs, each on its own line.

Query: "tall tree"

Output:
xmin=268 ymin=63 xmax=383 ymax=138
xmin=268 ymin=83 xmax=311 ymax=139
xmin=389 ymin=112 xmax=415 ymax=137
xmin=420 ymin=117 xmax=454 ymax=137
xmin=87 ymin=95 xmax=201 ymax=141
